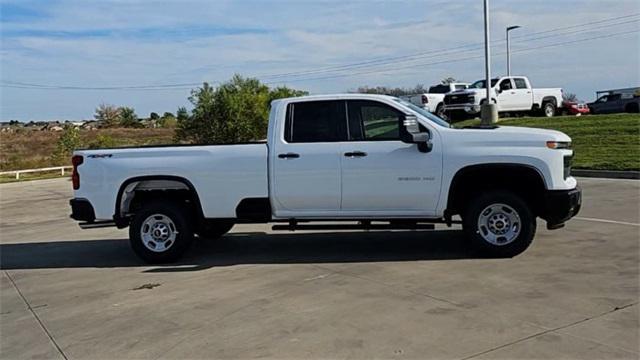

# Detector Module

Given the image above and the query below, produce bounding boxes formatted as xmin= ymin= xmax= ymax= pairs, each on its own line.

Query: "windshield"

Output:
xmin=393 ymin=98 xmax=451 ymax=128
xmin=428 ymin=85 xmax=450 ymax=94
xmin=470 ymin=79 xmax=499 ymax=89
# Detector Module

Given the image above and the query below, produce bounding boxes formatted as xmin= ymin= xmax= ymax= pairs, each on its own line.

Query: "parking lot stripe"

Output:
xmin=574 ymin=217 xmax=640 ymax=227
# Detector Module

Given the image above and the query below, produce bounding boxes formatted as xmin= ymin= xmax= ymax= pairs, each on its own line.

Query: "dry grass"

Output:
xmin=0 ymin=127 xmax=175 ymax=171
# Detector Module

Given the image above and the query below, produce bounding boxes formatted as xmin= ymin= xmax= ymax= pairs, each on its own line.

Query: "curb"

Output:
xmin=572 ymin=169 xmax=640 ymax=180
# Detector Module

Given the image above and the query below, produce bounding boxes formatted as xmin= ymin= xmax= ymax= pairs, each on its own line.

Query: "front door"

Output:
xmin=339 ymin=100 xmax=442 ymax=216
xmin=272 ymin=100 xmax=347 ymax=215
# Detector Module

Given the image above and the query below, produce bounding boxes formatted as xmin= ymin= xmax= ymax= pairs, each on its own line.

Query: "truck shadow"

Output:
xmin=0 ymin=230 xmax=476 ymax=271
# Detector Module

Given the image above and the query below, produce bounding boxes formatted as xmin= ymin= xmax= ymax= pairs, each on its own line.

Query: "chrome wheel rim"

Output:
xmin=477 ymin=203 xmax=521 ymax=246
xmin=545 ymin=105 xmax=554 ymax=117
xmin=140 ymin=214 xmax=178 ymax=252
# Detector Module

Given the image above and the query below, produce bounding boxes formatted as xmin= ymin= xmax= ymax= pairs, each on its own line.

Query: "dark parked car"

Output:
xmin=588 ymin=93 xmax=640 ymax=114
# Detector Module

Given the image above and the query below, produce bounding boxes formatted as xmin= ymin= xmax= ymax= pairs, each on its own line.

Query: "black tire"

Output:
xmin=463 ymin=191 xmax=536 ymax=258
xmin=435 ymin=103 xmax=446 ymax=120
xmin=129 ymin=201 xmax=194 ymax=263
xmin=542 ymin=102 xmax=556 ymax=117
xmin=198 ymin=219 xmax=234 ymax=239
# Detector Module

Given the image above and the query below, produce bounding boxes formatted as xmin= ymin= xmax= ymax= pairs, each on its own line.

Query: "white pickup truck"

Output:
xmin=402 ymin=83 xmax=469 ymax=118
xmin=443 ymin=76 xmax=563 ymax=120
xmin=70 ymin=94 xmax=581 ymax=263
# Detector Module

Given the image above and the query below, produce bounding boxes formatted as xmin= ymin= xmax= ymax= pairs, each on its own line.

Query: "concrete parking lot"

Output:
xmin=0 ymin=177 xmax=638 ymax=359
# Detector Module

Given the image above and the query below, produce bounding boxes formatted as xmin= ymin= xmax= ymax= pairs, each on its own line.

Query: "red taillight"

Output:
xmin=421 ymin=95 xmax=429 ymax=104
xmin=72 ymin=155 xmax=83 ymax=190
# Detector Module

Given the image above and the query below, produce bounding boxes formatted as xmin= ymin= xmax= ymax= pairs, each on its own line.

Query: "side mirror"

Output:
xmin=402 ymin=115 xmax=433 ymax=153
xmin=496 ymin=88 xmax=503 ymax=94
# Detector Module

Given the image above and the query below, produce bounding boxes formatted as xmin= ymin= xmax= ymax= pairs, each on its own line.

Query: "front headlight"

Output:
xmin=546 ymin=141 xmax=572 ymax=149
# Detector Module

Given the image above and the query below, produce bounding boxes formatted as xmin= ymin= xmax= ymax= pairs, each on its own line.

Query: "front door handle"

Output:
xmin=344 ymin=151 xmax=367 ymax=158
xmin=278 ymin=152 xmax=300 ymax=159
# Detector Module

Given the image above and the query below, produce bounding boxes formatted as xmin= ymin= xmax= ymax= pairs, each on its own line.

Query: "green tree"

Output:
xmin=94 ymin=103 xmax=121 ymax=127
xmin=52 ymin=125 xmax=81 ymax=163
xmin=149 ymin=112 xmax=160 ymax=120
xmin=119 ymin=107 xmax=141 ymax=128
xmin=175 ymin=75 xmax=307 ymax=144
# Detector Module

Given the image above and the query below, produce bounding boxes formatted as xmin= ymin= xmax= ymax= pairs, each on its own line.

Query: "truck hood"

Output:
xmin=454 ymin=125 xmax=571 ymax=144
xmin=447 ymin=88 xmax=484 ymax=96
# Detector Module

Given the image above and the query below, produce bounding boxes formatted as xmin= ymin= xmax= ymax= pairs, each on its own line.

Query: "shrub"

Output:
xmin=87 ymin=134 xmax=116 ymax=149
xmin=52 ymin=125 xmax=81 ymax=163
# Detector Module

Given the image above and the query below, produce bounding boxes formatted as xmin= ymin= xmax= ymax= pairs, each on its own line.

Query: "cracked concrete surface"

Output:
xmin=0 ymin=177 xmax=638 ymax=359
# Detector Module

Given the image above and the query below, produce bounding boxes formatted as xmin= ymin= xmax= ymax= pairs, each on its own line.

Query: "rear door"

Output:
xmin=339 ymin=100 xmax=442 ymax=215
xmin=512 ymin=77 xmax=533 ymax=110
xmin=272 ymin=100 xmax=346 ymax=215
xmin=496 ymin=78 xmax=517 ymax=111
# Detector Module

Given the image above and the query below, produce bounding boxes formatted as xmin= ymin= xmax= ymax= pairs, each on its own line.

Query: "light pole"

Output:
xmin=506 ymin=25 xmax=521 ymax=76
xmin=480 ymin=0 xmax=497 ymax=126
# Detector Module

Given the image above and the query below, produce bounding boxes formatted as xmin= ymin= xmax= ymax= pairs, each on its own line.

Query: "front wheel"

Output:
xmin=463 ymin=191 xmax=536 ymax=258
xmin=129 ymin=201 xmax=194 ymax=263
xmin=435 ymin=104 xmax=447 ymax=120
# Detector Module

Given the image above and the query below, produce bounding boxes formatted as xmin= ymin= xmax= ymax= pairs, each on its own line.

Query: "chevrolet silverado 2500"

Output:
xmin=444 ymin=76 xmax=563 ymax=120
xmin=70 ymin=94 xmax=581 ymax=263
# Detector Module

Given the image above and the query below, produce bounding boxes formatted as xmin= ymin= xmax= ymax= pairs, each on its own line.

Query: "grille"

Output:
xmin=444 ymin=94 xmax=471 ymax=105
xmin=564 ymin=155 xmax=573 ymax=179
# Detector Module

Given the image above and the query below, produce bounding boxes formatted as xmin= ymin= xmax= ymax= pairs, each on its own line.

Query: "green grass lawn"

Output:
xmin=454 ymin=113 xmax=640 ymax=171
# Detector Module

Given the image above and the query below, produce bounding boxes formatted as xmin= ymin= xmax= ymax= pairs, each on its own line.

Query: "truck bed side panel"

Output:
xmin=74 ymin=144 xmax=268 ymax=220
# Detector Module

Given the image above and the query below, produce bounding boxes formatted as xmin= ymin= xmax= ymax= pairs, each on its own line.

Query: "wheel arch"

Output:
xmin=114 ymin=175 xmax=205 ymax=226
xmin=445 ymin=163 xmax=548 ymax=217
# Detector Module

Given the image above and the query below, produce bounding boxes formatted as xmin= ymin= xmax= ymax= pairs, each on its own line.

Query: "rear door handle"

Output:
xmin=278 ymin=152 xmax=300 ymax=159
xmin=344 ymin=151 xmax=367 ymax=157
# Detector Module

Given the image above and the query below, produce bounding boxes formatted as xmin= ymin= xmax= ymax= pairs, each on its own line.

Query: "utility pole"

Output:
xmin=506 ymin=25 xmax=521 ymax=76
xmin=480 ymin=0 xmax=498 ymax=126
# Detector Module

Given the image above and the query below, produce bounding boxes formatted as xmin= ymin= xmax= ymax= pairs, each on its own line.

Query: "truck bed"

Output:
xmin=74 ymin=143 xmax=268 ymax=220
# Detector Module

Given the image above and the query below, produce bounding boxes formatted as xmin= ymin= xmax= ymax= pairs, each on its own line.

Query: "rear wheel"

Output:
xmin=129 ymin=201 xmax=194 ymax=263
xmin=463 ymin=191 xmax=536 ymax=258
xmin=542 ymin=102 xmax=556 ymax=117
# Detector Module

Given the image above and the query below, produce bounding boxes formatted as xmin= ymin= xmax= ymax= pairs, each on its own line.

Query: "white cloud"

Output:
xmin=1 ymin=0 xmax=639 ymax=120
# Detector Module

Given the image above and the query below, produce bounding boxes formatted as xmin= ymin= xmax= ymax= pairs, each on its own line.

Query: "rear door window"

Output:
xmin=514 ymin=78 xmax=528 ymax=89
xmin=285 ymin=101 xmax=347 ymax=143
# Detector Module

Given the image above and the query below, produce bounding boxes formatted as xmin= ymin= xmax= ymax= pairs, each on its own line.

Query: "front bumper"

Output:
xmin=542 ymin=187 xmax=582 ymax=229
xmin=69 ymin=198 xmax=96 ymax=222
xmin=444 ymin=104 xmax=481 ymax=114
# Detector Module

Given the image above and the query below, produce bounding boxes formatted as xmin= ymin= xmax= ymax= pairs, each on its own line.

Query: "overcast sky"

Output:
xmin=1 ymin=0 xmax=639 ymax=121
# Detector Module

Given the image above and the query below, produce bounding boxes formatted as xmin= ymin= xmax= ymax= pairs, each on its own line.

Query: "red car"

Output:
xmin=562 ymin=101 xmax=590 ymax=116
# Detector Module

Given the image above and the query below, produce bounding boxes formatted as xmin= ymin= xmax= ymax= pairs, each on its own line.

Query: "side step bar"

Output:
xmin=272 ymin=223 xmax=437 ymax=232
xmin=79 ymin=221 xmax=116 ymax=229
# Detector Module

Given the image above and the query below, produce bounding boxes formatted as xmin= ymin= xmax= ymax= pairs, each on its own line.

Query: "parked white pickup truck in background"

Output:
xmin=70 ymin=94 xmax=581 ymax=263
xmin=402 ymin=82 xmax=469 ymax=118
xmin=443 ymin=76 xmax=563 ymax=121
